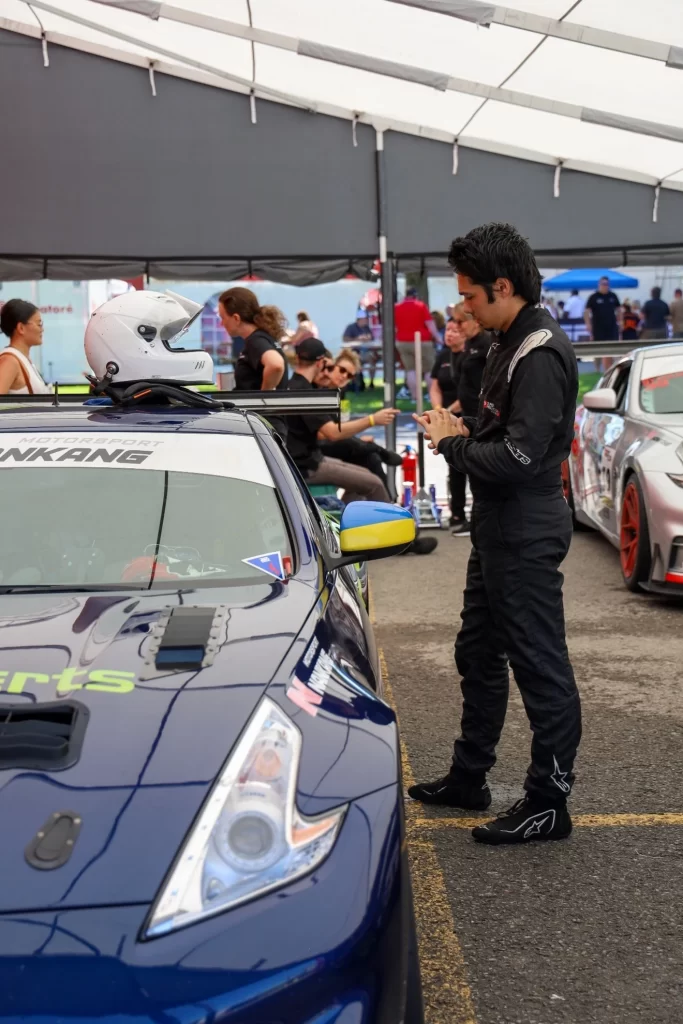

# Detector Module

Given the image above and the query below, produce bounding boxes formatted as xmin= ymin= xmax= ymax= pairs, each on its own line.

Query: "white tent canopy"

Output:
xmin=2 ymin=0 xmax=683 ymax=287
xmin=3 ymin=0 xmax=683 ymax=189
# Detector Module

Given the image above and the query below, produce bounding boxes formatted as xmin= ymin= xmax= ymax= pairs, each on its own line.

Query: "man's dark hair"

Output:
xmin=447 ymin=223 xmax=541 ymax=305
xmin=571 ymin=289 xmax=579 ymax=296
xmin=405 ymin=286 xmax=418 ymax=299
xmin=599 ymin=276 xmax=609 ymax=284
xmin=652 ymin=286 xmax=661 ymax=300
xmin=675 ymin=288 xmax=682 ymax=297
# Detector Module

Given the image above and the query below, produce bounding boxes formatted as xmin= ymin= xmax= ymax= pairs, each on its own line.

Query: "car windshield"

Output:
xmin=639 ymin=355 xmax=683 ymax=415
xmin=0 ymin=432 xmax=292 ymax=590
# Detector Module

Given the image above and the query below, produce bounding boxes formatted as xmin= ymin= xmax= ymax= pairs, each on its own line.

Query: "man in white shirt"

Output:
xmin=565 ymin=290 xmax=585 ymax=320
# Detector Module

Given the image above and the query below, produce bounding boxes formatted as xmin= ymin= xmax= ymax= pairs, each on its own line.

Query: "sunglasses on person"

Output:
xmin=335 ymin=364 xmax=354 ymax=379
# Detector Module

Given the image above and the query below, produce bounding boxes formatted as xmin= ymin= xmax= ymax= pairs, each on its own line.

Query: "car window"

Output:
xmin=639 ymin=356 xmax=683 ymax=414
xmin=599 ymin=366 xmax=620 ymax=391
xmin=613 ymin=363 xmax=632 ymax=411
xmin=273 ymin=442 xmax=341 ymax=556
xmin=0 ymin=433 xmax=292 ymax=589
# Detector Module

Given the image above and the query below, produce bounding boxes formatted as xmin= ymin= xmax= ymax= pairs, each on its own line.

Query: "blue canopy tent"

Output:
xmin=543 ymin=269 xmax=639 ymax=290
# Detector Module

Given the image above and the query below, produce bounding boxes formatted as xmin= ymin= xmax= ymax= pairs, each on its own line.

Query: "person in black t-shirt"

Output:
xmin=218 ymin=286 xmax=289 ymax=437
xmin=429 ymin=305 xmax=491 ymax=535
xmin=287 ymin=338 xmax=398 ymax=503
xmin=640 ymin=286 xmax=670 ymax=340
xmin=584 ymin=277 xmax=621 ymax=341
xmin=584 ymin=276 xmax=621 ymax=371
xmin=429 ymin=317 xmax=465 ymax=411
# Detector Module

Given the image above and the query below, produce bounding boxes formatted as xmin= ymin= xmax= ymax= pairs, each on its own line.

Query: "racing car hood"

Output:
xmin=0 ymin=580 xmax=317 ymax=913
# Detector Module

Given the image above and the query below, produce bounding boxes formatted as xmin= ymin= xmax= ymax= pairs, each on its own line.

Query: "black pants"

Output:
xmin=452 ymin=491 xmax=581 ymax=800
xmin=320 ymin=438 xmax=390 ymax=496
xmin=449 ymin=466 xmax=467 ymax=520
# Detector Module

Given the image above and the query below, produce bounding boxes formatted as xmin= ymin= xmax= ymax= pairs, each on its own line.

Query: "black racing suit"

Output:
xmin=437 ymin=305 xmax=581 ymax=801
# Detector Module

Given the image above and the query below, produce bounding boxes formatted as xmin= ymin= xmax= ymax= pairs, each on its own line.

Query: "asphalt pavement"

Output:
xmin=370 ymin=527 xmax=683 ymax=1024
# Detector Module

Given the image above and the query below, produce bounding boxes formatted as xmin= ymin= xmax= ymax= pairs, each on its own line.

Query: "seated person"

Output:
xmin=286 ymin=338 xmax=398 ymax=504
xmin=342 ymin=310 xmax=377 ymax=391
xmin=317 ymin=349 xmax=402 ymax=500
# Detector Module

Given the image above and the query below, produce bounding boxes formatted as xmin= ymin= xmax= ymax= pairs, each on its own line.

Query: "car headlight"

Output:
xmin=144 ymin=698 xmax=347 ymax=938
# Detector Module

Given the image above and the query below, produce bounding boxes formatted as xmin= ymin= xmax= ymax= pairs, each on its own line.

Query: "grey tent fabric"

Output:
xmin=0 ymin=257 xmax=376 ymax=284
xmin=383 ymin=133 xmax=683 ymax=257
xmin=3 ymin=26 xmax=683 ymax=283
xmin=147 ymin=259 xmax=376 ymax=285
xmin=0 ymin=29 xmax=377 ymax=279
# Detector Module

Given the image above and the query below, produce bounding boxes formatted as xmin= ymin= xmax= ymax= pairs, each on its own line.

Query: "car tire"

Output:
xmin=562 ymin=459 xmax=590 ymax=531
xmin=620 ymin=475 xmax=651 ymax=592
xmin=404 ymin=899 xmax=425 ymax=1024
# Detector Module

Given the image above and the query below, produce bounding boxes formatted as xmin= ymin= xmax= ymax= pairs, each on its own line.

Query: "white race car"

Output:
xmin=565 ymin=342 xmax=683 ymax=593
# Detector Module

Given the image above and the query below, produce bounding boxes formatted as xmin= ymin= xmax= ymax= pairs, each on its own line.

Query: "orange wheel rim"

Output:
xmin=620 ymin=483 xmax=640 ymax=578
xmin=561 ymin=460 xmax=570 ymax=501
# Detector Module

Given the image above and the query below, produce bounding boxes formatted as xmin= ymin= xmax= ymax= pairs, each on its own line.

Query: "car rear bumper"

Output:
xmin=0 ymin=786 xmax=411 ymax=1024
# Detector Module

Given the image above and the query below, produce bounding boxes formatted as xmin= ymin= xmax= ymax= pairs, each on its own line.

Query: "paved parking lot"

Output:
xmin=371 ymin=528 xmax=683 ymax=1024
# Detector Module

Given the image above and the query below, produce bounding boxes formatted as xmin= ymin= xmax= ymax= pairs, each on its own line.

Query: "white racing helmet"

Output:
xmin=85 ymin=290 xmax=214 ymax=384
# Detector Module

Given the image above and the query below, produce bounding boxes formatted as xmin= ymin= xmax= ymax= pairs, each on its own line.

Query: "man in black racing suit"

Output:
xmin=410 ymin=223 xmax=582 ymax=845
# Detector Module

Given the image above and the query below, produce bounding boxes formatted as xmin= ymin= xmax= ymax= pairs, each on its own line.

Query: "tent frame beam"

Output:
xmin=386 ymin=0 xmax=683 ymax=68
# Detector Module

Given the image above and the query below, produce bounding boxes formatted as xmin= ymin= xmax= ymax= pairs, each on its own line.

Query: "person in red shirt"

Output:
xmin=394 ymin=287 xmax=441 ymax=400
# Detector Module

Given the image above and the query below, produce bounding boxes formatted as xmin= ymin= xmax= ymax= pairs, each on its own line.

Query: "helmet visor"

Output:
xmin=161 ymin=306 xmax=204 ymax=350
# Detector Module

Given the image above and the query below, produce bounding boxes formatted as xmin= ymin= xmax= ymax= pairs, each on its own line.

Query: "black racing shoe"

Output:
xmin=450 ymin=518 xmax=471 ymax=536
xmin=408 ymin=773 xmax=492 ymax=810
xmin=400 ymin=535 xmax=438 ymax=555
xmin=377 ymin=446 xmax=404 ymax=467
xmin=472 ymin=796 xmax=572 ymax=845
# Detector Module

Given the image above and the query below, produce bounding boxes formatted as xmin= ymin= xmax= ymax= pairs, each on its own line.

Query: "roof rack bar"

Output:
xmin=0 ymin=389 xmax=341 ymax=416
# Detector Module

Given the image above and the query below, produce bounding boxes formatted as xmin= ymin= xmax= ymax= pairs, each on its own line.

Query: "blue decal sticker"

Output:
xmin=243 ymin=551 xmax=286 ymax=580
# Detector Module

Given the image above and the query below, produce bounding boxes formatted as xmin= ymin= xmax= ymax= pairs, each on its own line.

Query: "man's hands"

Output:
xmin=373 ymin=407 xmax=400 ymax=427
xmin=413 ymin=409 xmax=470 ymax=453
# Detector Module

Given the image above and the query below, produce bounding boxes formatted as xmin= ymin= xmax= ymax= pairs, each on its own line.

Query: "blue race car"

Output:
xmin=0 ymin=387 xmax=423 ymax=1024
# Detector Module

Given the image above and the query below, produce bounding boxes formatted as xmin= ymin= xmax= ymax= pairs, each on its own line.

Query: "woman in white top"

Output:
xmin=0 ymin=299 xmax=51 ymax=394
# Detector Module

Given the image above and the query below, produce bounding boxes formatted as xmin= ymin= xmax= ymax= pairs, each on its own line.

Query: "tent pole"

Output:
xmin=375 ymin=129 xmax=397 ymax=466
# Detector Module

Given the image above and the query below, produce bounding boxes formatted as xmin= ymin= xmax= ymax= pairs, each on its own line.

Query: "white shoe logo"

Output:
xmin=551 ymin=756 xmax=571 ymax=794
xmin=500 ymin=808 xmax=557 ymax=836
xmin=523 ymin=814 xmax=552 ymax=839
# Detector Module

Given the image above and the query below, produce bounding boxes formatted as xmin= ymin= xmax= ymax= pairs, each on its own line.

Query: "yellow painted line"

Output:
xmin=574 ymin=813 xmax=683 ymax=828
xmin=412 ymin=812 xmax=683 ymax=830
xmin=376 ymin=634 xmax=477 ymax=1024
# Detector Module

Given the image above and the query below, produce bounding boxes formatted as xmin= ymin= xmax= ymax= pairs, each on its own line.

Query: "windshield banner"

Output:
xmin=0 ymin=433 xmax=273 ymax=486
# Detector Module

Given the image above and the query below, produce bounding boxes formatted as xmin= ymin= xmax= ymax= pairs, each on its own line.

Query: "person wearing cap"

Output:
xmin=286 ymin=338 xmax=398 ymax=503
xmin=394 ymin=287 xmax=442 ymax=400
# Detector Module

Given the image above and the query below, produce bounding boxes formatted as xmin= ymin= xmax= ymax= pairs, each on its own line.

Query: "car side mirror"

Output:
xmin=326 ymin=501 xmax=415 ymax=568
xmin=583 ymin=387 xmax=618 ymax=412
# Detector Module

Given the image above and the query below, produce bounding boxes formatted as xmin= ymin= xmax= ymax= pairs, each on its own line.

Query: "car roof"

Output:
xmin=0 ymin=406 xmax=257 ymax=436
xmin=638 ymin=342 xmax=683 ymax=360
